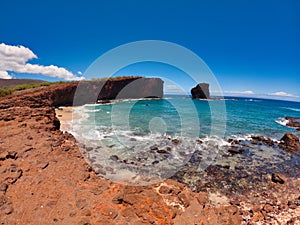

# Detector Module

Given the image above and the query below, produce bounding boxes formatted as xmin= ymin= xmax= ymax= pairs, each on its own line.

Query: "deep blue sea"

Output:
xmin=69 ymin=96 xmax=300 ymax=184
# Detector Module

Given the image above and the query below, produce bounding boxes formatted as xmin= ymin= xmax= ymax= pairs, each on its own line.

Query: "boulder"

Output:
xmin=285 ymin=116 xmax=300 ymax=130
xmin=191 ymin=83 xmax=210 ymax=99
xmin=279 ymin=132 xmax=300 ymax=152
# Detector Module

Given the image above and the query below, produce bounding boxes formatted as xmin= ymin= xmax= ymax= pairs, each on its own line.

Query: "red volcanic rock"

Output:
xmin=279 ymin=132 xmax=300 ymax=152
xmin=0 ymin=83 xmax=242 ymax=224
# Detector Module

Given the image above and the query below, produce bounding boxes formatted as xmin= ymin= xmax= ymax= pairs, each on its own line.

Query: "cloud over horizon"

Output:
xmin=269 ymin=91 xmax=297 ymax=97
xmin=0 ymin=43 xmax=83 ymax=80
xmin=224 ymin=90 xmax=255 ymax=95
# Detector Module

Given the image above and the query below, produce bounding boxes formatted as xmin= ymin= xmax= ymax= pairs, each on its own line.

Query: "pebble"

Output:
xmin=271 ymin=173 xmax=285 ymax=184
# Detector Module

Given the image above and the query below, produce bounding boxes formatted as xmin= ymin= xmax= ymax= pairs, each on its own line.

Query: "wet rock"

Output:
xmin=157 ymin=149 xmax=169 ymax=154
xmin=228 ymin=146 xmax=245 ymax=155
xmin=251 ymin=135 xmax=274 ymax=146
xmin=279 ymin=132 xmax=300 ymax=152
xmin=271 ymin=173 xmax=285 ymax=184
xmin=172 ymin=138 xmax=180 ymax=144
xmin=286 ymin=116 xmax=300 ymax=129
xmin=109 ymin=155 xmax=119 ymax=161
xmin=152 ymin=160 xmax=159 ymax=165
xmin=150 ymin=145 xmax=158 ymax=151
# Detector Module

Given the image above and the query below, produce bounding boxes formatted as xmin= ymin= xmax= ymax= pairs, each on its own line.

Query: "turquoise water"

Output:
xmin=70 ymin=96 xmax=300 ymax=184
xmin=75 ymin=96 xmax=300 ymax=139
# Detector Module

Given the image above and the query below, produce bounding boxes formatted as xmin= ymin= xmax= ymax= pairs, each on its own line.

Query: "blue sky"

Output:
xmin=0 ymin=0 xmax=299 ymax=101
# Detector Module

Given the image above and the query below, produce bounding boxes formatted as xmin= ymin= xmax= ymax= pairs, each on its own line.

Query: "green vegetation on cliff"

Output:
xmin=0 ymin=81 xmax=66 ymax=97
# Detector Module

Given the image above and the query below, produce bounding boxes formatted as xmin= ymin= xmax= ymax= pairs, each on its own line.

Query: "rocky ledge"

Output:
xmin=0 ymin=83 xmax=299 ymax=224
xmin=0 ymin=83 xmax=241 ymax=224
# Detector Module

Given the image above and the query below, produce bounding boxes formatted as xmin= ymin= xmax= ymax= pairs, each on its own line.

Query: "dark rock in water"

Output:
xmin=110 ymin=155 xmax=119 ymax=161
xmin=228 ymin=146 xmax=245 ymax=155
xmin=172 ymin=138 xmax=181 ymax=144
xmin=150 ymin=145 xmax=159 ymax=151
xmin=285 ymin=116 xmax=300 ymax=130
xmin=279 ymin=132 xmax=300 ymax=152
xmin=271 ymin=173 xmax=285 ymax=184
xmin=251 ymin=135 xmax=275 ymax=146
xmin=152 ymin=160 xmax=159 ymax=165
xmin=191 ymin=83 xmax=210 ymax=99
xmin=157 ymin=149 xmax=169 ymax=154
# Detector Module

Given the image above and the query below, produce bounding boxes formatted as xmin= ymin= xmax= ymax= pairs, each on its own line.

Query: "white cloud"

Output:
xmin=78 ymin=71 xmax=82 ymax=75
xmin=0 ymin=43 xmax=83 ymax=80
xmin=0 ymin=71 xmax=12 ymax=79
xmin=241 ymin=90 xmax=254 ymax=95
xmin=224 ymin=90 xmax=255 ymax=95
xmin=269 ymin=91 xmax=295 ymax=97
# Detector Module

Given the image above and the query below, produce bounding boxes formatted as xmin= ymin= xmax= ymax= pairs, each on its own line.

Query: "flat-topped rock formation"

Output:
xmin=191 ymin=83 xmax=210 ymax=99
xmin=74 ymin=77 xmax=163 ymax=105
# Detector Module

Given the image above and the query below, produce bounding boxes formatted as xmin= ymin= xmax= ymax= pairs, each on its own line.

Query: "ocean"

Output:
xmin=67 ymin=96 xmax=300 ymax=186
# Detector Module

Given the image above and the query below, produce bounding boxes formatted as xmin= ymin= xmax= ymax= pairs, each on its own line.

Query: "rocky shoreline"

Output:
xmin=0 ymin=83 xmax=300 ymax=224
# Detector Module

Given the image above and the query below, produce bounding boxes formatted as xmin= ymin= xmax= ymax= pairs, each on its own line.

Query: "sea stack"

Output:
xmin=191 ymin=83 xmax=210 ymax=99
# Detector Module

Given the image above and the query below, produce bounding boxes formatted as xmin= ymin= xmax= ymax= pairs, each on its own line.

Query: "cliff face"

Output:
xmin=191 ymin=83 xmax=210 ymax=99
xmin=0 ymin=83 xmax=242 ymax=224
xmin=73 ymin=77 xmax=163 ymax=105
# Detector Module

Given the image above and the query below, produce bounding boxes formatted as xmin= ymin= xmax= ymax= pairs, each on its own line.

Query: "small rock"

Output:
xmin=172 ymin=139 xmax=180 ymax=144
xmin=157 ymin=149 xmax=169 ymax=154
xmin=230 ymin=199 xmax=240 ymax=206
xmin=159 ymin=185 xmax=172 ymax=194
xmin=228 ymin=146 xmax=244 ymax=154
xmin=110 ymin=155 xmax=119 ymax=161
xmin=271 ymin=173 xmax=285 ymax=184
xmin=152 ymin=160 xmax=159 ymax=165
xmin=252 ymin=211 xmax=264 ymax=222
xmin=150 ymin=145 xmax=158 ymax=151
xmin=0 ymin=183 xmax=8 ymax=193
xmin=263 ymin=203 xmax=273 ymax=213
